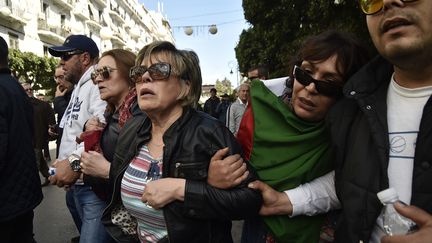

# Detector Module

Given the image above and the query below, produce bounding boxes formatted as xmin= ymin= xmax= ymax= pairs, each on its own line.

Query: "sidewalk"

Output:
xmin=33 ymin=141 xmax=78 ymax=243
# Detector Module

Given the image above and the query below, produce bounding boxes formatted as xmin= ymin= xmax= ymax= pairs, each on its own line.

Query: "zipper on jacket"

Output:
xmin=174 ymin=162 xmax=203 ymax=177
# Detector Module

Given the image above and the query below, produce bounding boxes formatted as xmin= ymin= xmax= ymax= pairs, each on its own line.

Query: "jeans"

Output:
xmin=72 ymin=184 xmax=111 ymax=243
xmin=66 ymin=186 xmax=82 ymax=232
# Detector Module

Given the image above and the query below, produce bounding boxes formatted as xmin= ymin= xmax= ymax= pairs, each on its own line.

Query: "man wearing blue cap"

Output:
xmin=48 ymin=35 xmax=109 ymax=243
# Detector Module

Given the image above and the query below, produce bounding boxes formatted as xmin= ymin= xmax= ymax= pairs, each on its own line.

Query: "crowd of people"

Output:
xmin=1 ymin=0 xmax=432 ymax=243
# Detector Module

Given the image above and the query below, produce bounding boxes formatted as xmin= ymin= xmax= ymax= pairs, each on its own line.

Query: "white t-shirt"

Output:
xmin=370 ymin=75 xmax=432 ymax=242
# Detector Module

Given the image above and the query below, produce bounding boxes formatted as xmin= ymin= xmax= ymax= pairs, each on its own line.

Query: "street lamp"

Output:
xmin=228 ymin=60 xmax=239 ymax=88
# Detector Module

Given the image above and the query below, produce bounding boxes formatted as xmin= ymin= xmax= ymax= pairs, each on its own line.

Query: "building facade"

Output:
xmin=0 ymin=0 xmax=174 ymax=56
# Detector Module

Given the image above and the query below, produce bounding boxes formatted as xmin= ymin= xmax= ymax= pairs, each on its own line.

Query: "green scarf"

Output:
xmin=246 ymin=80 xmax=334 ymax=242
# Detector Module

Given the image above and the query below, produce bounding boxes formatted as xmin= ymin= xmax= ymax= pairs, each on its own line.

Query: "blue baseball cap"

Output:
xmin=48 ymin=35 xmax=99 ymax=58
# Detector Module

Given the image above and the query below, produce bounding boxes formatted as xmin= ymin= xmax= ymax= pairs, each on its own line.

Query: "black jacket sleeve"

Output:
xmin=182 ymin=124 xmax=262 ymax=220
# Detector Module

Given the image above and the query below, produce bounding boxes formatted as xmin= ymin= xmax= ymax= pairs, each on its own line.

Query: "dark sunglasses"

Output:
xmin=91 ymin=66 xmax=117 ymax=84
xmin=61 ymin=50 xmax=84 ymax=61
xmin=129 ymin=63 xmax=171 ymax=83
xmin=293 ymin=65 xmax=343 ymax=97
xmin=359 ymin=0 xmax=417 ymax=15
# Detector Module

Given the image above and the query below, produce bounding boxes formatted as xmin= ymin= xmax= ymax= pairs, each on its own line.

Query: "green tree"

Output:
xmin=8 ymin=49 xmax=58 ymax=98
xmin=215 ymin=77 xmax=233 ymax=95
xmin=236 ymin=0 xmax=374 ymax=78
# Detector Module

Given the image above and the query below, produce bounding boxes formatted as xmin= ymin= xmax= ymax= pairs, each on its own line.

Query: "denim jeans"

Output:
xmin=73 ymin=184 xmax=111 ymax=243
xmin=66 ymin=187 xmax=82 ymax=232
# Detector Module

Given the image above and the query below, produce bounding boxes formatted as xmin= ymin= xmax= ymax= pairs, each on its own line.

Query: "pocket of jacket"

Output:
xmin=174 ymin=162 xmax=208 ymax=179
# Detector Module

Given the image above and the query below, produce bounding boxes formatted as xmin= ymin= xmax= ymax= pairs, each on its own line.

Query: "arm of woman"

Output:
xmin=81 ymin=151 xmax=111 ymax=187
xmin=181 ymin=125 xmax=262 ymax=220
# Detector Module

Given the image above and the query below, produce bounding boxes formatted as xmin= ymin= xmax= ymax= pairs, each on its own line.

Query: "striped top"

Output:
xmin=121 ymin=145 xmax=167 ymax=242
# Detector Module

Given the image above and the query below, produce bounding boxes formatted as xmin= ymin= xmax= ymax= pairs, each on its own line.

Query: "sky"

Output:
xmin=139 ymin=0 xmax=250 ymax=87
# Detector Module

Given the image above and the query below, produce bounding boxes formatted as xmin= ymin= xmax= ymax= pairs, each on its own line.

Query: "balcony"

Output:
xmin=50 ymin=0 xmax=73 ymax=10
xmin=111 ymin=31 xmax=126 ymax=47
xmin=37 ymin=19 xmax=67 ymax=44
xmin=86 ymin=19 xmax=102 ymax=29
xmin=109 ymin=9 xmax=125 ymax=24
xmin=73 ymin=8 xmax=89 ymax=20
xmin=92 ymin=0 xmax=107 ymax=8
xmin=0 ymin=3 xmax=30 ymax=25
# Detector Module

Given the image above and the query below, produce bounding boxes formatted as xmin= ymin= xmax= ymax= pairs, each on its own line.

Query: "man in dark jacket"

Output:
xmin=49 ymin=65 xmax=74 ymax=157
xmin=0 ymin=36 xmax=43 ymax=242
xmin=22 ymin=82 xmax=56 ymax=186
xmin=203 ymin=88 xmax=220 ymax=118
xmin=330 ymin=1 xmax=432 ymax=242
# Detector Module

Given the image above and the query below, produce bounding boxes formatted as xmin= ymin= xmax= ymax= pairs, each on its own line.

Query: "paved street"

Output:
xmin=33 ymin=142 xmax=243 ymax=243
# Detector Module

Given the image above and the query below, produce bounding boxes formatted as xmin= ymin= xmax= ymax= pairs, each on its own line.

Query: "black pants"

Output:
xmin=0 ymin=210 xmax=35 ymax=243
xmin=35 ymin=149 xmax=50 ymax=178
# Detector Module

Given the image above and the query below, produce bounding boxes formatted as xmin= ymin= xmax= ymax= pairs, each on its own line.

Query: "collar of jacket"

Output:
xmin=136 ymin=105 xmax=195 ymax=139
xmin=343 ymin=55 xmax=394 ymax=100
xmin=0 ymin=67 xmax=11 ymax=74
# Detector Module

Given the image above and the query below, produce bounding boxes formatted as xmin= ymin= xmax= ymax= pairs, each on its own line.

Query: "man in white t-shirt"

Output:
xmin=211 ymin=1 xmax=432 ymax=242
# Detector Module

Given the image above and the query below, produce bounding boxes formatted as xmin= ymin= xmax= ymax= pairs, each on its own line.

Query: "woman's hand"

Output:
xmin=207 ymin=148 xmax=249 ymax=189
xmin=248 ymin=180 xmax=293 ymax=216
xmin=85 ymin=117 xmax=104 ymax=131
xmin=381 ymin=203 xmax=432 ymax=243
xmin=141 ymin=178 xmax=185 ymax=209
xmin=80 ymin=151 xmax=110 ymax=179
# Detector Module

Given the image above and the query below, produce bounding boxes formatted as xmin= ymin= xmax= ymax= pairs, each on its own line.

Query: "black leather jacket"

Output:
xmin=328 ymin=56 xmax=432 ymax=242
xmin=102 ymin=106 xmax=262 ymax=243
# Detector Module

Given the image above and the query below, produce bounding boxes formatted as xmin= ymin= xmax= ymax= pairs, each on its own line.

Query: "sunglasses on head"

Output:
xmin=359 ymin=0 xmax=418 ymax=15
xmin=61 ymin=50 xmax=85 ymax=61
xmin=91 ymin=66 xmax=117 ymax=84
xmin=129 ymin=62 xmax=171 ymax=84
xmin=293 ymin=65 xmax=343 ymax=98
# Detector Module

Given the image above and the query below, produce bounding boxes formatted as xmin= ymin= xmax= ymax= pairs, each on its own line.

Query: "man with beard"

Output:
xmin=48 ymin=35 xmax=108 ymax=243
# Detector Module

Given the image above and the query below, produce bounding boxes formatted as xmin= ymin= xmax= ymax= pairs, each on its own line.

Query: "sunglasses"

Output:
xmin=359 ymin=0 xmax=417 ymax=15
xmin=91 ymin=66 xmax=117 ymax=84
xmin=61 ymin=50 xmax=84 ymax=61
xmin=129 ymin=63 xmax=171 ymax=84
xmin=293 ymin=65 xmax=343 ymax=97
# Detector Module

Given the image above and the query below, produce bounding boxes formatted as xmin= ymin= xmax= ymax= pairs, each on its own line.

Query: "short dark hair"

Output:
xmin=248 ymin=65 xmax=269 ymax=79
xmin=288 ymin=30 xmax=370 ymax=89
xmin=0 ymin=36 xmax=8 ymax=67
xmin=210 ymin=88 xmax=217 ymax=93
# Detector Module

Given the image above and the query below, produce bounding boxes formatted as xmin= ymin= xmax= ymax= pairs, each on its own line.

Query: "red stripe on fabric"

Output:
xmin=236 ymin=103 xmax=254 ymax=161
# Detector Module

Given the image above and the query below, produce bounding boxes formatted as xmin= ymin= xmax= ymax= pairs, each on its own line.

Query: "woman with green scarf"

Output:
xmin=207 ymin=30 xmax=370 ymax=243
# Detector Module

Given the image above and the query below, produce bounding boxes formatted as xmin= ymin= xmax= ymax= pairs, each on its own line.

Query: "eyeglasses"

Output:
xmin=293 ymin=65 xmax=343 ymax=97
xmin=359 ymin=0 xmax=418 ymax=15
xmin=129 ymin=63 xmax=171 ymax=84
xmin=54 ymin=75 xmax=65 ymax=81
xmin=60 ymin=50 xmax=84 ymax=61
xmin=91 ymin=66 xmax=117 ymax=84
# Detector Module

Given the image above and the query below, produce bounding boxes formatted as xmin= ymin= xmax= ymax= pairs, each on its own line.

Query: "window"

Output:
xmin=8 ymin=33 xmax=18 ymax=49
xmin=43 ymin=45 xmax=48 ymax=56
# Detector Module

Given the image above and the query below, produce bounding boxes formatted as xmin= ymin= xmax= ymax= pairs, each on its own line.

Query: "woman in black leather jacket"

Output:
xmin=102 ymin=41 xmax=262 ymax=243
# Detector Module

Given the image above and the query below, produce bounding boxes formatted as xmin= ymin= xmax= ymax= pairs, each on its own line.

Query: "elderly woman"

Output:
xmin=208 ymin=30 xmax=371 ymax=243
xmin=102 ymin=41 xmax=262 ymax=243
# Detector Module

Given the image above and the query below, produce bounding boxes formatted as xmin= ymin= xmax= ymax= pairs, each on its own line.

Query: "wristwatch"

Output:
xmin=68 ymin=155 xmax=81 ymax=172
